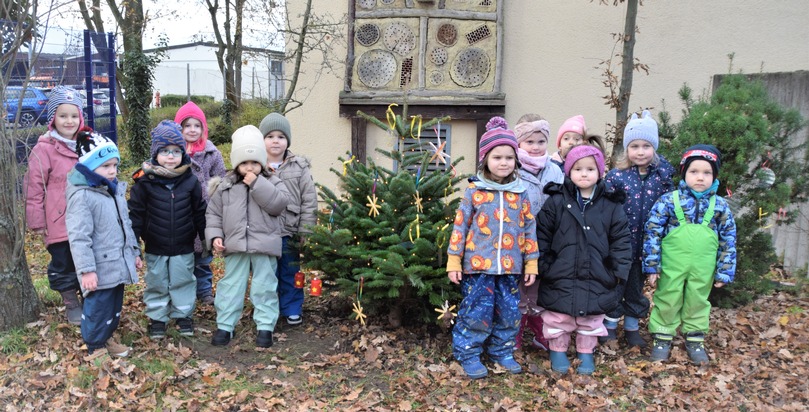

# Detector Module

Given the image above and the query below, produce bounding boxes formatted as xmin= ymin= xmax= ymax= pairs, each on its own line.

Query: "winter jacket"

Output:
xmin=269 ymin=152 xmax=318 ymax=236
xmin=536 ymin=179 xmax=632 ymax=317
xmin=24 ymin=133 xmax=78 ymax=245
xmin=446 ymin=179 xmax=539 ymax=275
xmin=205 ymin=170 xmax=291 ymax=257
xmin=518 ymin=162 xmax=564 ymax=217
xmin=128 ymin=160 xmax=207 ymax=257
xmin=189 ymin=140 xmax=227 ymax=202
xmin=65 ymin=165 xmax=140 ymax=294
xmin=604 ymin=156 xmax=675 ymax=259
xmin=643 ymin=180 xmax=737 ymax=283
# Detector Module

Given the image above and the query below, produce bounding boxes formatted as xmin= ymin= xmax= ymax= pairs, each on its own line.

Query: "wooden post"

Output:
xmin=351 ymin=117 xmax=368 ymax=165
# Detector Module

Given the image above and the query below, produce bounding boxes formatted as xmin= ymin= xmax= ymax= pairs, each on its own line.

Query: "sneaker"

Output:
xmin=598 ymin=327 xmax=617 ymax=344
xmin=492 ymin=356 xmax=522 ymax=374
xmin=576 ymin=352 xmax=595 ymax=375
xmin=211 ymin=329 xmax=234 ymax=346
xmin=148 ymin=320 xmax=167 ymax=340
xmin=256 ymin=330 xmax=273 ymax=348
xmin=625 ymin=329 xmax=647 ymax=348
xmin=176 ymin=317 xmax=194 ymax=336
xmin=106 ymin=339 xmax=130 ymax=358
xmin=286 ymin=315 xmax=303 ymax=326
xmin=532 ymin=336 xmax=549 ymax=351
xmin=461 ymin=359 xmax=488 ymax=379
xmin=650 ymin=334 xmax=673 ymax=362
xmin=685 ymin=332 xmax=710 ymax=365
xmin=198 ymin=294 xmax=215 ymax=306
xmin=549 ymin=350 xmax=570 ymax=374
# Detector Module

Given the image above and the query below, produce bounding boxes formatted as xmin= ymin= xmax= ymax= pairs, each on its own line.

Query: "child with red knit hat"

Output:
xmin=175 ymin=102 xmax=226 ymax=305
xmin=447 ymin=116 xmax=539 ymax=379
xmin=536 ymin=145 xmax=632 ymax=375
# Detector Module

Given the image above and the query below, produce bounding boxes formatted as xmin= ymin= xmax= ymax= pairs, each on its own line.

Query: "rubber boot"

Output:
xmin=60 ymin=290 xmax=83 ymax=326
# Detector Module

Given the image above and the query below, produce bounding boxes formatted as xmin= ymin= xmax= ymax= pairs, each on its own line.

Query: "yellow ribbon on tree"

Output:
xmin=435 ymin=223 xmax=450 ymax=249
xmin=386 ymin=103 xmax=398 ymax=131
xmin=342 ymin=155 xmax=356 ymax=175
xmin=409 ymin=115 xmax=422 ymax=141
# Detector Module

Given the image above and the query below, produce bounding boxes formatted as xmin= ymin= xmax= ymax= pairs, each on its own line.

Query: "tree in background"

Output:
xmin=0 ymin=0 xmax=44 ymax=331
xmin=658 ymin=72 xmax=807 ymax=307
xmin=205 ymin=0 xmax=245 ymax=109
xmin=304 ymin=105 xmax=460 ymax=327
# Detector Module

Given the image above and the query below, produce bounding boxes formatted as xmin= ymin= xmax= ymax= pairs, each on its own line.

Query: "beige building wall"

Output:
xmin=287 ymin=1 xmax=809 ymax=196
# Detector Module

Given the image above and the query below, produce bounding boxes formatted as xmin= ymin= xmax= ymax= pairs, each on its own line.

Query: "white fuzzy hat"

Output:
xmin=230 ymin=125 xmax=267 ymax=168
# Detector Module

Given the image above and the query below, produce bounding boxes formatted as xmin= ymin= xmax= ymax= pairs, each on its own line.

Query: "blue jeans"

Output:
xmin=276 ymin=236 xmax=304 ymax=317
xmin=194 ymin=252 xmax=213 ymax=298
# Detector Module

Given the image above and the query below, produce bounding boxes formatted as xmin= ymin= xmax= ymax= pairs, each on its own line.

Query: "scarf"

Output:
xmin=50 ymin=130 xmax=77 ymax=152
xmin=690 ymin=179 xmax=720 ymax=199
xmin=142 ymin=161 xmax=191 ymax=179
xmin=517 ymin=148 xmax=548 ymax=174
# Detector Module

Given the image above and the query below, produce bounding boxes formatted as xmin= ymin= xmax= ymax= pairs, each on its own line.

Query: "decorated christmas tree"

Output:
xmin=304 ymin=104 xmax=463 ymax=327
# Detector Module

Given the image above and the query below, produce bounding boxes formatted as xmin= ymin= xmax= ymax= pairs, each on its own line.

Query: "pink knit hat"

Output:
xmin=556 ymin=115 xmax=586 ymax=148
xmin=564 ymin=145 xmax=605 ymax=177
xmin=514 ymin=120 xmax=550 ymax=144
xmin=174 ymin=101 xmax=209 ymax=156
xmin=478 ymin=116 xmax=519 ymax=163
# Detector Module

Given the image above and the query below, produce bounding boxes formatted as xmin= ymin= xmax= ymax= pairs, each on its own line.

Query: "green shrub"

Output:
xmin=160 ymin=94 xmax=215 ymax=107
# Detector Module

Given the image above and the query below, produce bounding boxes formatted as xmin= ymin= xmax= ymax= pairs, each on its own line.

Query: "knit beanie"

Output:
xmin=556 ymin=115 xmax=586 ymax=148
xmin=174 ymin=101 xmax=209 ymax=155
xmin=564 ymin=145 xmax=605 ymax=177
xmin=230 ymin=125 xmax=267 ymax=168
xmin=46 ymin=85 xmax=85 ymax=132
xmin=623 ymin=110 xmax=659 ymax=150
xmin=478 ymin=116 xmax=519 ymax=163
xmin=680 ymin=144 xmax=721 ymax=179
xmin=75 ymin=129 xmax=120 ymax=171
xmin=150 ymin=120 xmax=186 ymax=158
xmin=259 ymin=112 xmax=292 ymax=146
xmin=514 ymin=120 xmax=551 ymax=144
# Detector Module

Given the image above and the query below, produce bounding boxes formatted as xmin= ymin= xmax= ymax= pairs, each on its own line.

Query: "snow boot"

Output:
xmin=576 ymin=352 xmax=596 ymax=375
xmin=685 ymin=332 xmax=710 ymax=365
xmin=625 ymin=329 xmax=647 ymax=348
xmin=549 ymin=350 xmax=570 ymax=374
xmin=650 ymin=334 xmax=673 ymax=362
xmin=60 ymin=290 xmax=83 ymax=326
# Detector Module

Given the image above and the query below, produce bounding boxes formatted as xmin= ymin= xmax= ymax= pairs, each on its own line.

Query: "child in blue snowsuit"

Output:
xmin=447 ymin=117 xmax=539 ymax=379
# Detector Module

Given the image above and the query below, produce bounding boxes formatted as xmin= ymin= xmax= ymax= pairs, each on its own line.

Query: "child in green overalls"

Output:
xmin=643 ymin=144 xmax=737 ymax=365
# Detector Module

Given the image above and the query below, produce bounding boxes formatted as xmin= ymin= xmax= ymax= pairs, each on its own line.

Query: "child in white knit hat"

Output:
xmin=206 ymin=125 xmax=291 ymax=348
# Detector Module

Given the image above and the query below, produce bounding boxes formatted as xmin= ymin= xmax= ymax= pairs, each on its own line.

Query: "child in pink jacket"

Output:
xmin=24 ymin=85 xmax=86 ymax=325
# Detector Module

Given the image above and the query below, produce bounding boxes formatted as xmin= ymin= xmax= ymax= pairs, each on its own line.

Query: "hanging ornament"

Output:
xmin=409 ymin=115 xmax=422 ymax=142
xmin=435 ymin=223 xmax=450 ymax=249
xmin=413 ymin=191 xmax=424 ymax=213
xmin=342 ymin=155 xmax=356 ymax=175
xmin=366 ymin=194 xmax=381 ymax=217
xmin=408 ymin=214 xmax=421 ymax=242
xmin=352 ymin=301 xmax=368 ymax=326
xmin=434 ymin=300 xmax=457 ymax=326
xmin=757 ymin=153 xmax=776 ymax=188
xmin=429 ymin=138 xmax=449 ymax=167
xmin=386 ymin=103 xmax=398 ymax=131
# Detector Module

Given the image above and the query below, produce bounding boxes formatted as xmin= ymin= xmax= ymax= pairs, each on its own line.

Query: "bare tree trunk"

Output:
xmin=611 ymin=0 xmax=638 ymax=163
xmin=278 ymin=0 xmax=312 ymax=114
xmin=208 ymin=0 xmax=244 ymax=108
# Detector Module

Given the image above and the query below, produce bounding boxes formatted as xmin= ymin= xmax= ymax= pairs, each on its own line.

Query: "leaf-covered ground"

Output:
xmin=2 ymin=239 xmax=807 ymax=411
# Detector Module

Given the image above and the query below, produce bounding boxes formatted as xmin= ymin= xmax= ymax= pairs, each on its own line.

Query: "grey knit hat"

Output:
xmin=259 ymin=112 xmax=292 ymax=147
xmin=623 ymin=110 xmax=659 ymax=150
xmin=47 ymin=85 xmax=85 ymax=131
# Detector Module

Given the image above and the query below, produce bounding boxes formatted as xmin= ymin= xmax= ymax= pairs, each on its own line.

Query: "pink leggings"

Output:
xmin=541 ymin=311 xmax=607 ymax=354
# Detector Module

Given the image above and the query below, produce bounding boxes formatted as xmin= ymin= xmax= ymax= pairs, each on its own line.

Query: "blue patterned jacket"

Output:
xmin=643 ymin=180 xmax=737 ymax=283
xmin=605 ymin=156 xmax=675 ymax=260
xmin=446 ymin=178 xmax=539 ymax=275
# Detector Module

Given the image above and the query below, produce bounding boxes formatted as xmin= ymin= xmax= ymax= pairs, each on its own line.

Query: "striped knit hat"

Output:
xmin=150 ymin=120 xmax=186 ymax=158
xmin=47 ymin=85 xmax=85 ymax=132
xmin=478 ymin=116 xmax=519 ymax=163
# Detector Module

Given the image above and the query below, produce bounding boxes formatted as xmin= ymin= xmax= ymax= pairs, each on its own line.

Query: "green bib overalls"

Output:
xmin=649 ymin=192 xmax=717 ymax=335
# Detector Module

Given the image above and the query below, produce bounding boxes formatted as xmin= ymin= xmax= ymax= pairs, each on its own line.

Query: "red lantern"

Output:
xmin=310 ymin=277 xmax=322 ymax=296
xmin=294 ymin=271 xmax=305 ymax=289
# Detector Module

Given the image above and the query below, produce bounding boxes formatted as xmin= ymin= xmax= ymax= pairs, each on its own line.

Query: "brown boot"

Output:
xmin=60 ymin=290 xmax=83 ymax=326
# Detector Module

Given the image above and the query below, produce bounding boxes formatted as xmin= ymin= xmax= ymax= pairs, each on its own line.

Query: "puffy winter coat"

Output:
xmin=643 ymin=180 xmax=737 ymax=283
xmin=205 ymin=170 xmax=291 ymax=257
xmin=519 ymin=162 xmax=564 ymax=217
xmin=536 ymin=179 xmax=632 ymax=317
xmin=128 ymin=161 xmax=207 ymax=256
xmin=24 ymin=133 xmax=78 ymax=245
xmin=269 ymin=152 xmax=318 ymax=236
xmin=604 ymin=156 xmax=674 ymax=259
xmin=65 ymin=165 xmax=140 ymax=294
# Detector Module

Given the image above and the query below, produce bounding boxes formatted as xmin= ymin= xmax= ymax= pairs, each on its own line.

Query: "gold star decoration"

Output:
xmin=435 ymin=300 xmax=457 ymax=325
xmin=352 ymin=301 xmax=367 ymax=326
xmin=413 ymin=191 xmax=423 ymax=213
xmin=366 ymin=194 xmax=381 ymax=217
xmin=429 ymin=140 xmax=449 ymax=167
